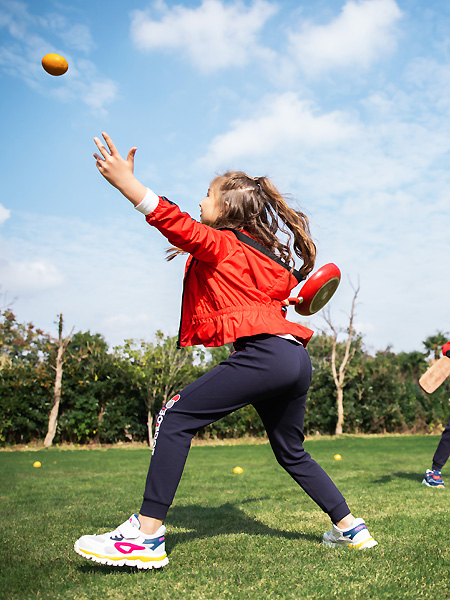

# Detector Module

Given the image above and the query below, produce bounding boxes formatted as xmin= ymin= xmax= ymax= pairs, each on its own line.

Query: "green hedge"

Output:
xmin=1 ymin=310 xmax=449 ymax=445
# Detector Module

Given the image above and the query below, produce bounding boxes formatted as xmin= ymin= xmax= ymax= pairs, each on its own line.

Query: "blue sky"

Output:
xmin=0 ymin=0 xmax=449 ymax=353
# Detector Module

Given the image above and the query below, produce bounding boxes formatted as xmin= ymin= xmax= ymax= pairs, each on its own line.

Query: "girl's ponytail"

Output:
xmin=257 ymin=176 xmax=316 ymax=278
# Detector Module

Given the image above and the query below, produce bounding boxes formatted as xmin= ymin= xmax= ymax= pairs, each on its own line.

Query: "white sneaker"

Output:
xmin=74 ymin=514 xmax=169 ymax=569
xmin=322 ymin=517 xmax=378 ymax=549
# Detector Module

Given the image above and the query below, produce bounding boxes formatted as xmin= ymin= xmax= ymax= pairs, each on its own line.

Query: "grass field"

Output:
xmin=1 ymin=435 xmax=450 ymax=600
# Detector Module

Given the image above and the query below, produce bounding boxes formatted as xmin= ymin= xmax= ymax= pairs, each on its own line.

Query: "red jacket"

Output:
xmin=146 ymin=197 xmax=314 ymax=348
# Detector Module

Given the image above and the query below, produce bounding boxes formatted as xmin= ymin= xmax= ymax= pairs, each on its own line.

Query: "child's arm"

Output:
xmin=93 ymin=133 xmax=147 ymax=206
xmin=93 ymin=133 xmax=234 ymax=263
xmin=94 ymin=133 xmax=235 ymax=262
xmin=145 ymin=197 xmax=234 ymax=263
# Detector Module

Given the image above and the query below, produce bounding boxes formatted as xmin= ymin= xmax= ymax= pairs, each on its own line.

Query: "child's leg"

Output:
xmin=253 ymin=345 xmax=350 ymax=524
xmin=431 ymin=416 xmax=450 ymax=471
xmin=140 ymin=335 xmax=309 ymax=521
xmin=256 ymin=395 xmax=351 ymax=523
xmin=252 ymin=339 xmax=377 ymax=548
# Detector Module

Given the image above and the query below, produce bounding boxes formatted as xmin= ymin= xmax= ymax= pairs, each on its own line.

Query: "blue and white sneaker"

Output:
xmin=422 ymin=469 xmax=445 ymax=488
xmin=323 ymin=517 xmax=378 ymax=549
xmin=74 ymin=514 xmax=168 ymax=569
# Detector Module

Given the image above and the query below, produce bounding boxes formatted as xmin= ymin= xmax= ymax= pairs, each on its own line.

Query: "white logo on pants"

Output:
xmin=152 ymin=394 xmax=181 ymax=455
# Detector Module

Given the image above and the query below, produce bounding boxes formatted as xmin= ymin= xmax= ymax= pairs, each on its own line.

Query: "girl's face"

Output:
xmin=199 ymin=183 xmax=223 ymax=225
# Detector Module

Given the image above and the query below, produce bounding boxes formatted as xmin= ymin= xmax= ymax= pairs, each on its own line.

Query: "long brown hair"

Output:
xmin=167 ymin=171 xmax=316 ymax=278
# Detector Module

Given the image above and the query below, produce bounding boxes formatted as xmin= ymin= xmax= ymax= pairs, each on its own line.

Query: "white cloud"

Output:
xmin=201 ymin=92 xmax=360 ymax=167
xmin=288 ymin=0 xmax=402 ymax=76
xmin=100 ymin=313 xmax=154 ymax=345
xmin=0 ymin=259 xmax=64 ymax=293
xmin=50 ymin=67 xmax=118 ymax=114
xmin=404 ymin=58 xmax=450 ymax=116
xmin=46 ymin=17 xmax=93 ymax=53
xmin=0 ymin=204 xmax=10 ymax=225
xmin=130 ymin=0 xmax=277 ymax=72
xmin=0 ymin=1 xmax=93 ymax=53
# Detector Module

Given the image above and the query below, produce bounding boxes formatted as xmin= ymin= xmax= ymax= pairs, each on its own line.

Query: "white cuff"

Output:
xmin=134 ymin=188 xmax=160 ymax=215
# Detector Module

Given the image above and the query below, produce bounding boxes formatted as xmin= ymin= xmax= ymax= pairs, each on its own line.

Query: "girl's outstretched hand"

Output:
xmin=93 ymin=132 xmax=147 ymax=206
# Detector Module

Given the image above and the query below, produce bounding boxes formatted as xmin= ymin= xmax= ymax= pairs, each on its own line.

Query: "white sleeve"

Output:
xmin=134 ymin=188 xmax=160 ymax=215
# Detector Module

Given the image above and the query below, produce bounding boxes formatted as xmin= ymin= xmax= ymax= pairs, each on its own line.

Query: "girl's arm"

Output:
xmin=93 ymin=132 xmax=147 ymax=206
xmin=145 ymin=197 xmax=234 ymax=263
xmin=93 ymin=133 xmax=234 ymax=263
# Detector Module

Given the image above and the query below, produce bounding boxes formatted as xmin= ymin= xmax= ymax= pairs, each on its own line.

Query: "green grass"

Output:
xmin=1 ymin=435 xmax=450 ymax=600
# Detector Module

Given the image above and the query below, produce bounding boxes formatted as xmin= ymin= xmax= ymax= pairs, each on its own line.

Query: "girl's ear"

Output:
xmin=224 ymin=201 xmax=229 ymax=213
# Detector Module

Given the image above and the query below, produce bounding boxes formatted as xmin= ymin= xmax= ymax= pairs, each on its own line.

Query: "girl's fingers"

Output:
xmin=126 ymin=147 xmax=137 ymax=168
xmin=94 ymin=137 xmax=109 ymax=160
xmin=102 ymin=132 xmax=118 ymax=155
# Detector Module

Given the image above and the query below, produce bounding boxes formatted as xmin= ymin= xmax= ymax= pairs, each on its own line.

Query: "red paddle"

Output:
xmin=287 ymin=263 xmax=341 ymax=316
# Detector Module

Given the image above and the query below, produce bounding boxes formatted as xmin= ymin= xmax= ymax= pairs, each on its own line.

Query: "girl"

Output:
xmin=74 ymin=133 xmax=377 ymax=569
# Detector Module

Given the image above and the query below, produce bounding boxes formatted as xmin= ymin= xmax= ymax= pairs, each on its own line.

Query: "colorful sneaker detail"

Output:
xmin=74 ymin=514 xmax=168 ymax=569
xmin=322 ymin=517 xmax=378 ymax=549
xmin=422 ymin=469 xmax=445 ymax=488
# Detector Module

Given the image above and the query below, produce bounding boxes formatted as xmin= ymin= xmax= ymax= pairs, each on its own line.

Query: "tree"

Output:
xmin=396 ymin=350 xmax=428 ymax=381
xmin=0 ymin=309 xmax=48 ymax=367
xmin=57 ymin=330 xmax=113 ymax=443
xmin=44 ymin=314 xmax=73 ymax=447
xmin=323 ymin=282 xmax=360 ymax=435
xmin=115 ymin=332 xmax=201 ymax=446
xmin=423 ymin=331 xmax=449 ymax=361
xmin=304 ymin=332 xmax=338 ymax=435
xmin=0 ymin=309 xmax=52 ymax=443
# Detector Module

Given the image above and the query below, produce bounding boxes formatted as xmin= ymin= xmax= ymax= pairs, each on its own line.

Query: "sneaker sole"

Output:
xmin=74 ymin=542 xmax=169 ymax=569
xmin=323 ymin=537 xmax=378 ymax=549
xmin=349 ymin=537 xmax=378 ymax=549
xmin=422 ymin=479 xmax=445 ymax=488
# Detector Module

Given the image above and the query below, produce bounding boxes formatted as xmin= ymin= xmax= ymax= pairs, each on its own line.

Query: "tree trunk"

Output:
xmin=94 ymin=402 xmax=105 ymax=443
xmin=44 ymin=343 xmax=65 ymax=447
xmin=324 ymin=282 xmax=360 ymax=436
xmin=147 ymin=409 xmax=154 ymax=448
xmin=44 ymin=314 xmax=72 ymax=447
xmin=335 ymin=388 xmax=344 ymax=435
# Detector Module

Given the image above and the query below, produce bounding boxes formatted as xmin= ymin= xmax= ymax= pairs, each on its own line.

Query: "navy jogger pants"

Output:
xmin=432 ymin=415 xmax=450 ymax=471
xmin=140 ymin=334 xmax=350 ymax=524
